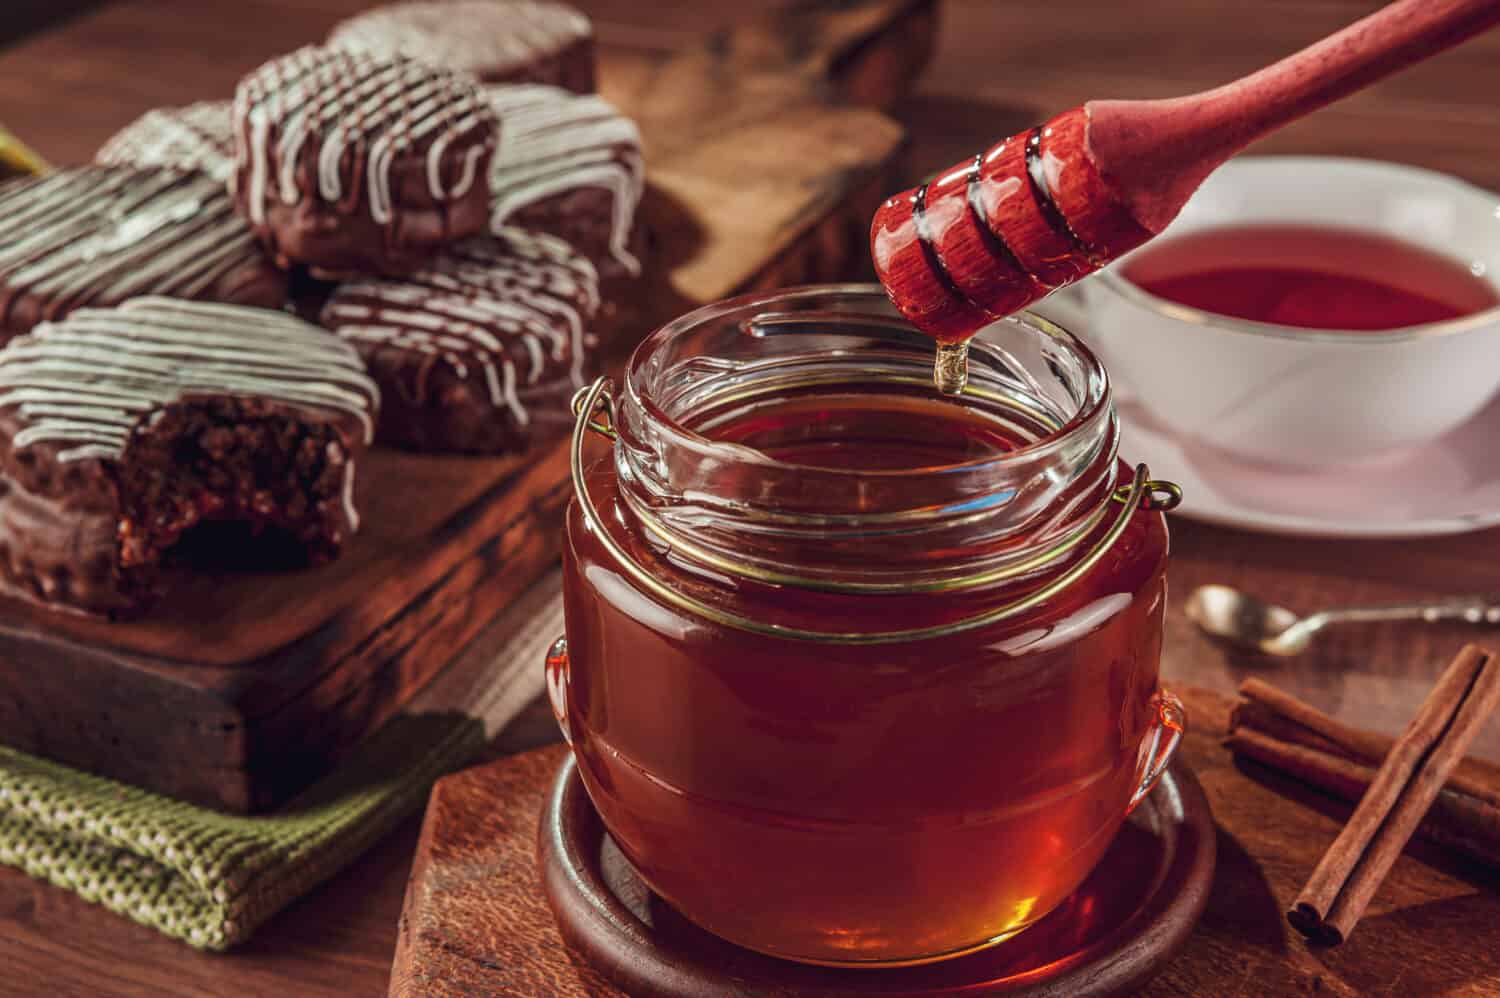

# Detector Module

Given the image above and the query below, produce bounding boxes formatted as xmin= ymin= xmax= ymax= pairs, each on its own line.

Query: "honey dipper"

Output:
xmin=872 ymin=0 xmax=1500 ymax=392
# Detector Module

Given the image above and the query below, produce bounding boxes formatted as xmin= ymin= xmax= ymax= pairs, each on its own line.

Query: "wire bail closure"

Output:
xmin=570 ymin=376 xmax=1182 ymax=644
xmin=572 ymin=381 xmax=618 ymax=441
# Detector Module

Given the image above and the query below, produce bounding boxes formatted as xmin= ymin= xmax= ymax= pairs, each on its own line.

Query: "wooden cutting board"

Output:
xmin=388 ymin=687 xmax=1500 ymax=997
xmin=0 ymin=0 xmax=936 ymax=812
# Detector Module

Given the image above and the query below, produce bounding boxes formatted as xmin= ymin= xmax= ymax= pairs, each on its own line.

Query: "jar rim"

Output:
xmin=624 ymin=283 xmax=1112 ymax=478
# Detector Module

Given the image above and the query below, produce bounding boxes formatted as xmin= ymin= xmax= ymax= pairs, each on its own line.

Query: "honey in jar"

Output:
xmin=548 ymin=286 xmax=1182 ymax=967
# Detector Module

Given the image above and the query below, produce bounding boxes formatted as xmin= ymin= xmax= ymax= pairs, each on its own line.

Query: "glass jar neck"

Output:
xmin=611 ymin=286 xmax=1117 ymax=592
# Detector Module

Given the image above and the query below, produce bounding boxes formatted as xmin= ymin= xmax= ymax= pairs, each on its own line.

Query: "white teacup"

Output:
xmin=1084 ymin=156 xmax=1500 ymax=468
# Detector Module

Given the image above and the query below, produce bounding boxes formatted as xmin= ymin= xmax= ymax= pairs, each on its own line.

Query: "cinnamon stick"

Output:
xmin=1236 ymin=675 xmax=1500 ymax=807
xmin=1225 ymin=726 xmax=1500 ymax=869
xmin=1258 ymin=645 xmax=1500 ymax=945
xmin=1235 ymin=676 xmax=1398 ymax=763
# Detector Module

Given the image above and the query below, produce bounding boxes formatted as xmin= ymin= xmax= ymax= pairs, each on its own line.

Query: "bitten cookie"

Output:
xmin=328 ymin=0 xmax=595 ymax=92
xmin=231 ymin=46 xmax=500 ymax=277
xmin=96 ymin=100 xmax=235 ymax=182
xmin=0 ymin=297 xmax=379 ymax=615
xmin=0 ymin=166 xmax=287 ymax=341
xmin=321 ymin=226 xmax=597 ymax=454
xmin=487 ymin=84 xmax=645 ymax=278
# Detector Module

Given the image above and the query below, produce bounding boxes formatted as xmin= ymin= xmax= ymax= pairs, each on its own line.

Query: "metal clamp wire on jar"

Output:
xmin=570 ymin=375 xmax=1182 ymax=646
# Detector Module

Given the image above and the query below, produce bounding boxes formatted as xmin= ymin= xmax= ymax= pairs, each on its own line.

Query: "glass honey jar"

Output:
xmin=547 ymin=285 xmax=1183 ymax=968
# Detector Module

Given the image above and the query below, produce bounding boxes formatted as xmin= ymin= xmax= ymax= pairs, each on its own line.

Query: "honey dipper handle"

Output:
xmin=1089 ymin=0 xmax=1500 ymax=229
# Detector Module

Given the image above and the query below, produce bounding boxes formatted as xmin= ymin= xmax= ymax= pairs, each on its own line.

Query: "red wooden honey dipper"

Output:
xmin=872 ymin=0 xmax=1500 ymax=392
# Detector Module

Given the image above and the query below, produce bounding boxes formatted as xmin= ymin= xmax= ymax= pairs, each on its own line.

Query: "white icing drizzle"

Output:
xmin=486 ymin=84 xmax=644 ymax=274
xmin=327 ymin=1 xmax=590 ymax=79
xmin=0 ymin=297 xmax=379 ymax=464
xmin=340 ymin=460 xmax=360 ymax=533
xmin=232 ymin=46 xmax=498 ymax=227
xmin=322 ymin=227 xmax=597 ymax=426
xmin=95 ymin=101 xmax=235 ymax=182
xmin=0 ymin=166 xmax=272 ymax=312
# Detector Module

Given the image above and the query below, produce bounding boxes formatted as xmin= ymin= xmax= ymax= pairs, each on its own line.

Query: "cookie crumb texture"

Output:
xmin=117 ymin=399 xmax=358 ymax=591
xmin=0 ymin=298 xmax=377 ymax=615
xmin=231 ymin=46 xmax=500 ymax=277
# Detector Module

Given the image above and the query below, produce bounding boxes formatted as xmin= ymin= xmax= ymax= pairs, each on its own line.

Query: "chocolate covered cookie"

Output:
xmin=487 ymin=84 xmax=645 ymax=278
xmin=0 ymin=166 xmax=287 ymax=341
xmin=328 ymin=0 xmax=594 ymax=92
xmin=0 ymin=297 xmax=379 ymax=615
xmin=96 ymin=100 xmax=235 ymax=182
xmin=321 ymin=226 xmax=597 ymax=453
xmin=231 ymin=46 xmax=500 ymax=277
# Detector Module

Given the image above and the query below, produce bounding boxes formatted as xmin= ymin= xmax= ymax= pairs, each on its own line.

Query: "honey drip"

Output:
xmin=933 ymin=340 xmax=969 ymax=396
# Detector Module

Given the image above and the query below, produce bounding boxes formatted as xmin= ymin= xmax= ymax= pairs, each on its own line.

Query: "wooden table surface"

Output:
xmin=2 ymin=1 xmax=1500 ymax=994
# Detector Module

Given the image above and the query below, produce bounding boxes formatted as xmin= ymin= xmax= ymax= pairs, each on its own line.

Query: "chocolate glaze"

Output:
xmin=0 ymin=298 xmax=378 ymax=615
xmin=486 ymin=84 xmax=645 ymax=278
xmin=0 ymin=479 xmax=120 ymax=612
xmin=96 ymin=101 xmax=236 ymax=182
xmin=0 ymin=166 xmax=287 ymax=342
xmin=328 ymin=0 xmax=596 ymax=91
xmin=322 ymin=226 xmax=599 ymax=454
xmin=231 ymin=46 xmax=500 ymax=277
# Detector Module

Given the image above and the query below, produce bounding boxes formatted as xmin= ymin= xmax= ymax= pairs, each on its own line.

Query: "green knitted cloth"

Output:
xmin=0 ymin=713 xmax=485 ymax=950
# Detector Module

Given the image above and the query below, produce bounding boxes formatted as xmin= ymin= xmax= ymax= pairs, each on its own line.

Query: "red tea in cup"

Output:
xmin=1123 ymin=224 xmax=1498 ymax=330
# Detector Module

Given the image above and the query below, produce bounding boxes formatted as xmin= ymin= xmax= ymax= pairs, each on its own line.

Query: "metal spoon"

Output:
xmin=1184 ymin=584 xmax=1500 ymax=657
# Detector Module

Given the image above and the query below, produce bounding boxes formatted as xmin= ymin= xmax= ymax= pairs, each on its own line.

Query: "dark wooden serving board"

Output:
xmin=0 ymin=0 xmax=935 ymax=812
xmin=389 ymin=687 xmax=1500 ymax=997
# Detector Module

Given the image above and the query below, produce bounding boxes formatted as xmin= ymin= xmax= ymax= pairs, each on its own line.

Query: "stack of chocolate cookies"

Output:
xmin=0 ymin=0 xmax=645 ymax=616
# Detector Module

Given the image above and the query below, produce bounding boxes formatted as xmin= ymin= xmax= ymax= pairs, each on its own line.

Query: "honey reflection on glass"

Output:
xmin=559 ymin=289 xmax=1173 ymax=967
xmin=563 ymin=393 xmax=1167 ymax=965
xmin=595 ymin=792 xmax=1173 ymax=988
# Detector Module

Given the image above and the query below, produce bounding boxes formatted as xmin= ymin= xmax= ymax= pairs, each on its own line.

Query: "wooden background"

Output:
xmin=2 ymin=0 xmax=1500 ymax=994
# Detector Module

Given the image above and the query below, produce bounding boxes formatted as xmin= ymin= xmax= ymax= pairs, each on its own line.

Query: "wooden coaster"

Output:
xmin=539 ymin=755 xmax=1216 ymax=997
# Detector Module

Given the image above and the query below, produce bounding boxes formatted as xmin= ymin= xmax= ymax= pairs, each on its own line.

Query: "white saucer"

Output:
xmin=1032 ymin=291 xmax=1500 ymax=539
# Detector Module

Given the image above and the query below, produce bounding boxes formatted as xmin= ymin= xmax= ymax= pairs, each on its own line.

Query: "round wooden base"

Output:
xmin=539 ymin=756 xmax=1217 ymax=997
